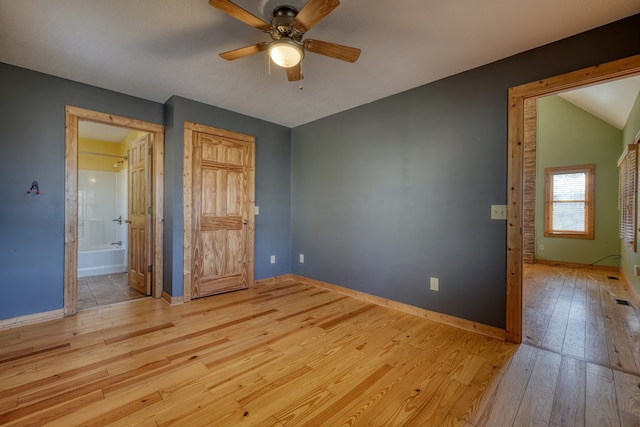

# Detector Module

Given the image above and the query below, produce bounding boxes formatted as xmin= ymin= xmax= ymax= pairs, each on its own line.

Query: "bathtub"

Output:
xmin=78 ymin=246 xmax=127 ymax=277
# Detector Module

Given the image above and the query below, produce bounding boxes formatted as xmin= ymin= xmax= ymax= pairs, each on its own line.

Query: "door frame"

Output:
xmin=182 ymin=121 xmax=256 ymax=302
xmin=64 ymin=106 xmax=165 ymax=316
xmin=506 ymin=54 xmax=640 ymax=343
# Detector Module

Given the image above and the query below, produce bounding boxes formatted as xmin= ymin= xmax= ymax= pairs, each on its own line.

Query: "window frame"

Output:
xmin=544 ymin=164 xmax=595 ymax=239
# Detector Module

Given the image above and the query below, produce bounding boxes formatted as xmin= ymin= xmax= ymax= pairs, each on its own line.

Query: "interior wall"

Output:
xmin=78 ymin=138 xmax=123 ymax=171
xmin=290 ymin=15 xmax=640 ymax=329
xmin=0 ymin=63 xmax=163 ymax=320
xmin=620 ymin=91 xmax=640 ymax=295
xmin=535 ymin=95 xmax=621 ymax=266
xmin=162 ymin=96 xmax=291 ymax=297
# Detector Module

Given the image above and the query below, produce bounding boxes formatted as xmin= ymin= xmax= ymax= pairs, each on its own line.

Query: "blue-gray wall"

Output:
xmin=290 ymin=15 xmax=640 ymax=328
xmin=0 ymin=63 xmax=164 ymax=319
xmin=163 ymin=96 xmax=291 ymax=296
xmin=0 ymin=67 xmax=291 ymax=320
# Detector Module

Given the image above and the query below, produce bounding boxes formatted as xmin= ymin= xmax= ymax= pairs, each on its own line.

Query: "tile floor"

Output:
xmin=78 ymin=273 xmax=147 ymax=311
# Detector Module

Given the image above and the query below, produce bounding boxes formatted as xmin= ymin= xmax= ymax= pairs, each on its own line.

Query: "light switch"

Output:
xmin=491 ymin=205 xmax=507 ymax=220
xmin=255 ymin=206 xmax=259 ymax=215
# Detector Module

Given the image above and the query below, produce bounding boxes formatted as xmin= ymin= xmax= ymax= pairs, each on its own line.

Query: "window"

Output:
xmin=618 ymin=144 xmax=637 ymax=250
xmin=544 ymin=164 xmax=595 ymax=239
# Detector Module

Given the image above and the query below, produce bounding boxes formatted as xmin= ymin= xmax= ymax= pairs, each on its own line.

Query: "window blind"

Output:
xmin=618 ymin=144 xmax=637 ymax=251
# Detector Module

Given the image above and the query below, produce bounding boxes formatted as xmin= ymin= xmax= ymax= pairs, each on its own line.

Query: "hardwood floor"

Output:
xmin=0 ymin=274 xmax=638 ymax=426
xmin=523 ymin=263 xmax=640 ymax=376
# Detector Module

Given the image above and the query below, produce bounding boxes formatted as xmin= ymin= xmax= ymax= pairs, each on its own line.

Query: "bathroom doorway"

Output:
xmin=77 ymin=121 xmax=149 ymax=310
xmin=64 ymin=106 xmax=164 ymax=316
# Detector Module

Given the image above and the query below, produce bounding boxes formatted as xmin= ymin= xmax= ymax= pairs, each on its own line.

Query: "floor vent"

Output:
xmin=607 ymin=276 xmax=619 ymax=280
xmin=615 ymin=298 xmax=631 ymax=306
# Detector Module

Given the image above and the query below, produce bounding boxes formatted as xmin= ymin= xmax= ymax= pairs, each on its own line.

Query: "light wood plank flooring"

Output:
xmin=0 ymin=276 xmax=638 ymax=426
xmin=523 ymin=263 xmax=640 ymax=376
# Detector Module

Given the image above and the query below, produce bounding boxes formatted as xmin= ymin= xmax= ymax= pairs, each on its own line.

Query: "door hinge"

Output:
xmin=148 ymin=147 xmax=153 ymax=156
xmin=148 ymin=265 xmax=153 ymax=273
xmin=148 ymin=206 xmax=153 ymax=215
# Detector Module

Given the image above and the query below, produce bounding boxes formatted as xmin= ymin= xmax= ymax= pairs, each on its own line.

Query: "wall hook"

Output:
xmin=27 ymin=180 xmax=40 ymax=195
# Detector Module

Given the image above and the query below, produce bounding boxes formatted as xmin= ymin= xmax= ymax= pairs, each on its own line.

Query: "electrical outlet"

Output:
xmin=270 ymin=255 xmax=276 ymax=264
xmin=430 ymin=277 xmax=439 ymax=291
xmin=299 ymin=254 xmax=305 ymax=263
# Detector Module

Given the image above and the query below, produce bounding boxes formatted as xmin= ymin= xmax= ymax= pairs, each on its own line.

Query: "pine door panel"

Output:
xmin=128 ymin=134 xmax=151 ymax=295
xmin=191 ymin=131 xmax=253 ymax=298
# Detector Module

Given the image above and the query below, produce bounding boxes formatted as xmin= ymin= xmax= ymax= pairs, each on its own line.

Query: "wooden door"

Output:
xmin=191 ymin=130 xmax=253 ymax=297
xmin=128 ymin=134 xmax=151 ymax=295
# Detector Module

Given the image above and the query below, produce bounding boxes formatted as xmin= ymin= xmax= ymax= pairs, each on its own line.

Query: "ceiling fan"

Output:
xmin=209 ymin=0 xmax=361 ymax=81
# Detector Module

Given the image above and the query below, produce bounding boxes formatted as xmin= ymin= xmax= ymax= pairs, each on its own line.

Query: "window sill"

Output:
xmin=544 ymin=232 xmax=594 ymax=240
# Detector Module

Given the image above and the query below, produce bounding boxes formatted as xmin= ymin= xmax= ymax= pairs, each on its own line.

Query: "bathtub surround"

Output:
xmin=77 ymin=168 xmax=128 ymax=277
xmin=78 ymin=247 xmax=127 ymax=278
xmin=78 ymin=169 xmax=127 ymax=252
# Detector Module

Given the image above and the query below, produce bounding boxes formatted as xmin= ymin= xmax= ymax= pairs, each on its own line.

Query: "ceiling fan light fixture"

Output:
xmin=268 ymin=38 xmax=303 ymax=68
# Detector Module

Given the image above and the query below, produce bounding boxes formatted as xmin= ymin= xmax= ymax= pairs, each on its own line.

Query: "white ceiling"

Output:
xmin=559 ymin=75 xmax=640 ymax=130
xmin=1 ymin=1 xmax=639 ymax=128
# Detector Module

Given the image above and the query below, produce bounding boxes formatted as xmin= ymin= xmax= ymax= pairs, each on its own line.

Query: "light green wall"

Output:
xmin=620 ymin=91 xmax=640 ymax=295
xmin=622 ymin=92 xmax=640 ymax=150
xmin=536 ymin=95 xmax=621 ymax=267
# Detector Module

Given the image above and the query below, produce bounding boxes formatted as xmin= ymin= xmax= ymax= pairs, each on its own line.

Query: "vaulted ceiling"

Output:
xmin=559 ymin=75 xmax=640 ymax=130
xmin=1 ymin=1 xmax=639 ymax=127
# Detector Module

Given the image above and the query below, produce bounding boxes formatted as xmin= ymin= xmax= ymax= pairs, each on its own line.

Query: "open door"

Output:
xmin=64 ymin=106 xmax=164 ymax=316
xmin=128 ymin=134 xmax=152 ymax=295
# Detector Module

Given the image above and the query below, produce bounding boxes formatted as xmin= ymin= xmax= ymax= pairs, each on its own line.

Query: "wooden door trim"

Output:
xmin=183 ymin=121 xmax=256 ymax=303
xmin=506 ymin=54 xmax=640 ymax=343
xmin=64 ymin=106 xmax=164 ymax=316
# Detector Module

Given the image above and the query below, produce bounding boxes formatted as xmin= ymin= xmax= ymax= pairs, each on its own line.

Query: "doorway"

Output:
xmin=506 ymin=54 xmax=640 ymax=343
xmin=76 ymin=122 xmax=151 ymax=310
xmin=64 ymin=106 xmax=164 ymax=316
xmin=523 ymin=77 xmax=640 ymax=373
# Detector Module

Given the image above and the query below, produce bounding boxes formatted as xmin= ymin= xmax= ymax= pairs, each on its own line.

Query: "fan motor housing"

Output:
xmin=271 ymin=5 xmax=298 ymax=33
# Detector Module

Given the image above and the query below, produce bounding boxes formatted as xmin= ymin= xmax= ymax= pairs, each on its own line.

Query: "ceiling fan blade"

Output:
xmin=209 ymin=0 xmax=271 ymax=31
xmin=219 ymin=42 xmax=269 ymax=61
xmin=292 ymin=0 xmax=340 ymax=33
xmin=286 ymin=64 xmax=303 ymax=81
xmin=303 ymin=39 xmax=361 ymax=63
